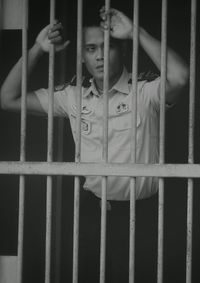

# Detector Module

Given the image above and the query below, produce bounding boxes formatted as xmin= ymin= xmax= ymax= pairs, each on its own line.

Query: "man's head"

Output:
xmin=82 ymin=25 xmax=125 ymax=89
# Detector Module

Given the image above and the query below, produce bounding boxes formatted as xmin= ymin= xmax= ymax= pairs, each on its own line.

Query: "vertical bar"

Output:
xmin=157 ymin=0 xmax=167 ymax=283
xmin=99 ymin=1 xmax=110 ymax=283
xmin=73 ymin=177 xmax=80 ymax=283
xmin=129 ymin=0 xmax=139 ymax=282
xmin=102 ymin=0 xmax=110 ymax=163
xmin=45 ymin=0 xmax=55 ymax=282
xmin=54 ymin=177 xmax=62 ymax=283
xmin=47 ymin=0 xmax=56 ymax=163
xmin=73 ymin=0 xmax=82 ymax=282
xmin=54 ymin=31 xmax=69 ymax=280
xmin=17 ymin=0 xmax=28 ymax=282
xmin=157 ymin=178 xmax=164 ymax=283
xmin=54 ymin=12 xmax=68 ymax=278
xmin=75 ymin=0 xmax=83 ymax=161
xmin=186 ymin=0 xmax=196 ymax=282
xmin=186 ymin=180 xmax=193 ymax=283
xmin=100 ymin=177 xmax=107 ymax=283
xmin=54 ymin=119 xmax=64 ymax=283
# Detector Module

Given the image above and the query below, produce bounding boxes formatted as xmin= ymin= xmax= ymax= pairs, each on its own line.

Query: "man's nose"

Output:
xmin=96 ymin=47 xmax=104 ymax=60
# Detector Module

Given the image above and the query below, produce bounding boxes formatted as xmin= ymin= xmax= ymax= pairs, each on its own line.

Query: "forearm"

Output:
xmin=138 ymin=27 xmax=188 ymax=85
xmin=135 ymin=27 xmax=189 ymax=104
xmin=0 ymin=43 xmax=44 ymax=109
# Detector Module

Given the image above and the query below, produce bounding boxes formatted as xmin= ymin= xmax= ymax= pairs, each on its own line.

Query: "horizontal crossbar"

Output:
xmin=0 ymin=161 xmax=199 ymax=178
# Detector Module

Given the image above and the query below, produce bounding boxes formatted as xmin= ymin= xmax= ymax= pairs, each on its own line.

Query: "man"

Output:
xmin=1 ymin=7 xmax=188 ymax=283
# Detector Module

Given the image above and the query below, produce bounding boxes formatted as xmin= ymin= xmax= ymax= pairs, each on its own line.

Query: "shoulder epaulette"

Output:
xmin=54 ymin=75 xmax=92 ymax=91
xmin=54 ymin=82 xmax=70 ymax=91
xmin=69 ymin=75 xmax=91 ymax=87
xmin=138 ymin=70 xmax=160 ymax=82
xmin=128 ymin=70 xmax=160 ymax=84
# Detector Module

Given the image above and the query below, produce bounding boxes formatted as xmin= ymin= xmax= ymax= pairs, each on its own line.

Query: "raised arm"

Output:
xmin=100 ymin=7 xmax=189 ymax=105
xmin=0 ymin=22 xmax=69 ymax=115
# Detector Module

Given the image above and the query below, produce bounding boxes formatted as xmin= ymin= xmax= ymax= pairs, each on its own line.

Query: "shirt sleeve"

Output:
xmin=141 ymin=78 xmax=161 ymax=112
xmin=34 ymin=87 xmax=70 ymax=117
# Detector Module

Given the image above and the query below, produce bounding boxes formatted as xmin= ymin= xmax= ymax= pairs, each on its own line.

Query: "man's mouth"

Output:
xmin=96 ymin=65 xmax=104 ymax=70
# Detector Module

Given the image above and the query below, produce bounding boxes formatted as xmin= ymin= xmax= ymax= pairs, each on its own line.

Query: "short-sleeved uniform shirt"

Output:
xmin=35 ymin=68 xmax=160 ymax=200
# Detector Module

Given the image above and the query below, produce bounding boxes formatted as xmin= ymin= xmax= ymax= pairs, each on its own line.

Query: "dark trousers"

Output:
xmin=78 ymin=189 xmax=130 ymax=283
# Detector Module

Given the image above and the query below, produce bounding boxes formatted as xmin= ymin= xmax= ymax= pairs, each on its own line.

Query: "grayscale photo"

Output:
xmin=0 ymin=0 xmax=199 ymax=282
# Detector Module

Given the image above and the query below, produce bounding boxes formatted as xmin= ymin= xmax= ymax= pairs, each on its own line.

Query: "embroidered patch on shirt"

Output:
xmin=70 ymin=114 xmax=91 ymax=135
xmin=82 ymin=105 xmax=93 ymax=115
xmin=116 ymin=102 xmax=129 ymax=114
xmin=71 ymin=104 xmax=93 ymax=116
xmin=81 ymin=120 xmax=91 ymax=135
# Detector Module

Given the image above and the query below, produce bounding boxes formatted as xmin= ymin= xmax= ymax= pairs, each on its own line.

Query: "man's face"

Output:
xmin=83 ymin=26 xmax=123 ymax=84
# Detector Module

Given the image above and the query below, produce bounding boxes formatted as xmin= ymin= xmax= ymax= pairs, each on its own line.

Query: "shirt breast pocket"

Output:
xmin=111 ymin=113 xmax=142 ymax=149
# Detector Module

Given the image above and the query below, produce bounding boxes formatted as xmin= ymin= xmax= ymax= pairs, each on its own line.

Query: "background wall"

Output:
xmin=0 ymin=0 xmax=199 ymax=282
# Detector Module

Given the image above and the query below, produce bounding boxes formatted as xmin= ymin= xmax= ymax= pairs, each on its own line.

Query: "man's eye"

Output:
xmin=86 ymin=46 xmax=95 ymax=52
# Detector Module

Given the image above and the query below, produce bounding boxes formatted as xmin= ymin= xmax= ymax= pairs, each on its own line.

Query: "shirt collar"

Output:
xmin=111 ymin=67 xmax=130 ymax=95
xmin=83 ymin=67 xmax=131 ymax=98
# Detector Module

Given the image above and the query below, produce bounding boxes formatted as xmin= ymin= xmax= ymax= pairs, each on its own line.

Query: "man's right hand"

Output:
xmin=35 ymin=21 xmax=70 ymax=53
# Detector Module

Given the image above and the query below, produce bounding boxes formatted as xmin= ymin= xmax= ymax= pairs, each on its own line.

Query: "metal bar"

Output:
xmin=129 ymin=0 xmax=139 ymax=282
xmin=54 ymin=101 xmax=65 ymax=283
xmin=130 ymin=0 xmax=139 ymax=162
xmin=54 ymin=44 xmax=68 ymax=281
xmin=45 ymin=0 xmax=55 ymax=282
xmin=1 ymin=162 xmax=200 ymax=178
xmin=73 ymin=0 xmax=83 ymax=282
xmin=159 ymin=2 xmax=167 ymax=164
xmin=45 ymin=175 xmax=53 ymax=283
xmin=102 ymin=0 xmax=110 ymax=163
xmin=73 ymin=177 xmax=80 ymax=283
xmin=75 ymin=0 xmax=83 ymax=162
xmin=20 ymin=0 xmax=28 ymax=164
xmin=129 ymin=177 xmax=136 ymax=283
xmin=17 ymin=176 xmax=25 ymax=283
xmin=186 ymin=0 xmax=196 ymax=282
xmin=157 ymin=1 xmax=167 ymax=282
xmin=17 ymin=0 xmax=28 ymax=282
xmin=99 ymin=1 xmax=111 ymax=282
xmin=47 ymin=0 xmax=55 ymax=163
xmin=100 ymin=176 xmax=107 ymax=283
xmin=188 ymin=0 xmax=196 ymax=167
xmin=157 ymin=178 xmax=164 ymax=283
xmin=54 ymin=168 xmax=63 ymax=283
xmin=54 ymin=9 xmax=68 ymax=277
xmin=186 ymin=179 xmax=194 ymax=283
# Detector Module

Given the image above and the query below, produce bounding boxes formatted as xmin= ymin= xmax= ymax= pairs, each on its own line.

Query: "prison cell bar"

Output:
xmin=17 ymin=0 xmax=28 ymax=282
xmin=72 ymin=0 xmax=83 ymax=282
xmin=44 ymin=0 xmax=56 ymax=282
xmin=186 ymin=0 xmax=197 ymax=282
xmin=129 ymin=0 xmax=139 ymax=282
xmin=54 ymin=41 xmax=68 ymax=283
xmin=54 ymin=73 xmax=66 ymax=283
xmin=157 ymin=0 xmax=167 ymax=282
xmin=1 ymin=162 xmax=200 ymax=177
xmin=100 ymin=1 xmax=111 ymax=282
